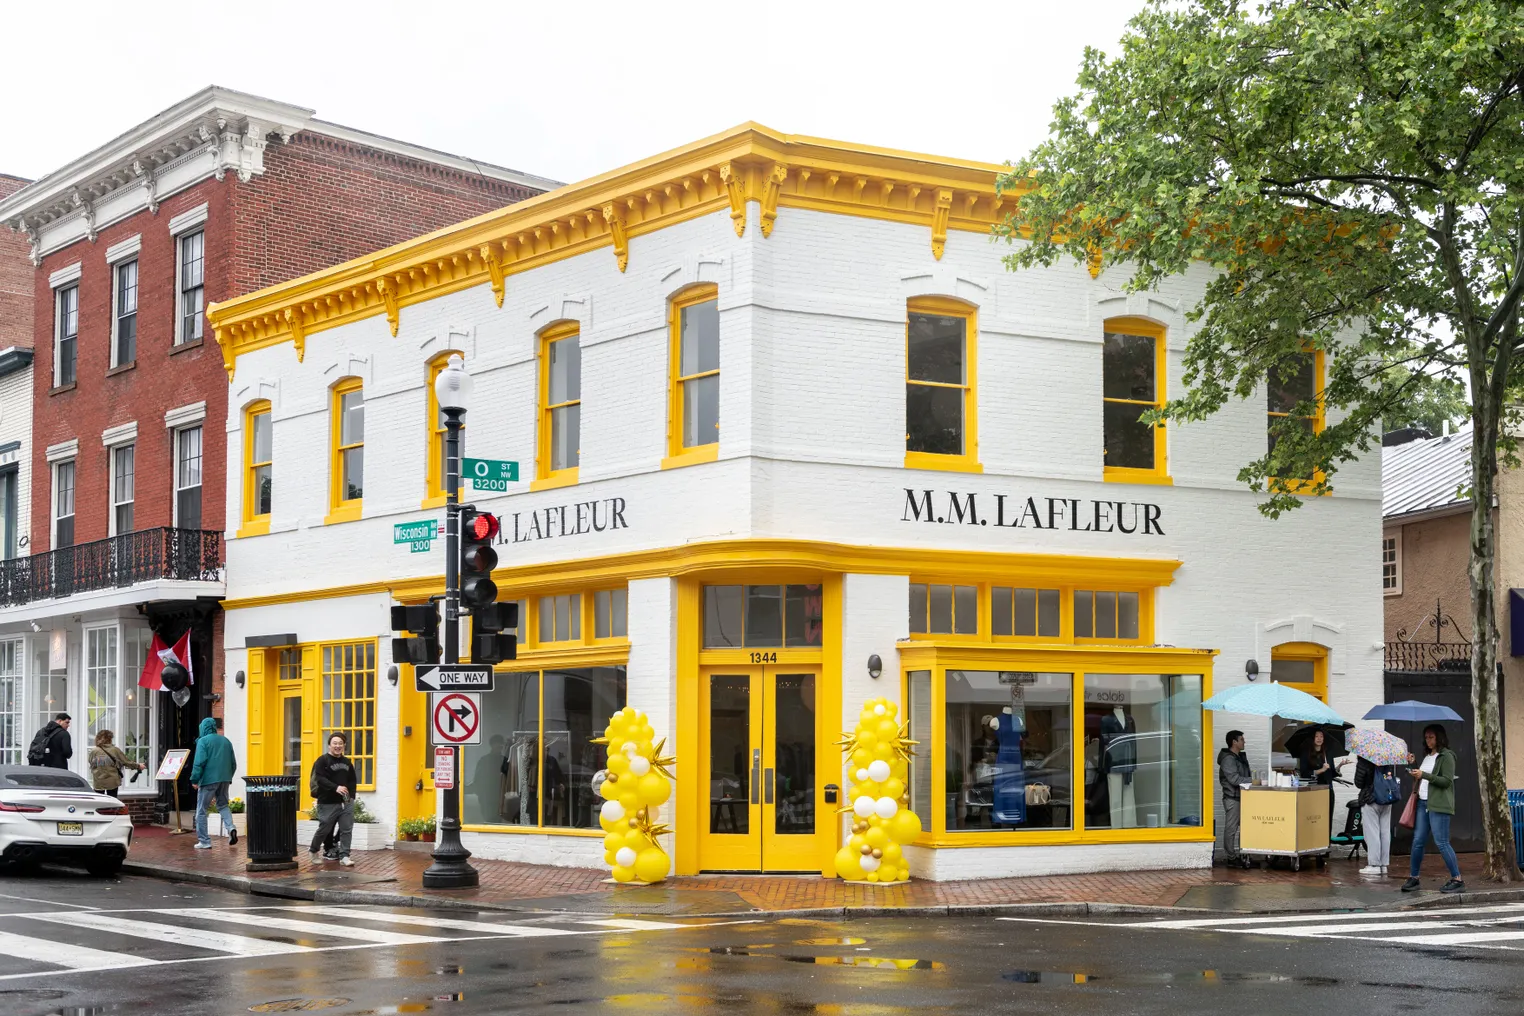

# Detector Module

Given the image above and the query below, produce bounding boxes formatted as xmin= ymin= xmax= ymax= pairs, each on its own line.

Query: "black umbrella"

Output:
xmin=1284 ymin=722 xmax=1353 ymax=761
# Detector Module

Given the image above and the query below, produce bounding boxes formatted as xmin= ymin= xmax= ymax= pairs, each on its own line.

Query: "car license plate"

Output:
xmin=56 ymin=822 xmax=83 ymax=836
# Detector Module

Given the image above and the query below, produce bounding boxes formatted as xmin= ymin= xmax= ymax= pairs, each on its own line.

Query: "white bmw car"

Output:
xmin=0 ymin=765 xmax=133 ymax=876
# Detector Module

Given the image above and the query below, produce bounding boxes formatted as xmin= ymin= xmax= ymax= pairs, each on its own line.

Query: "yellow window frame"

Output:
xmin=905 ymin=296 xmax=981 ymax=474
xmin=1267 ymin=347 xmax=1327 ymax=495
xmin=318 ymin=639 xmax=378 ymax=792
xmin=591 ymin=587 xmax=629 ymax=642
xmin=907 ymin=579 xmax=983 ymax=639
xmin=1270 ymin=641 xmax=1329 ymax=702
xmin=534 ymin=321 xmax=580 ymax=491
xmin=326 ymin=378 xmax=364 ymax=524
xmin=905 ymin=579 xmax=1155 ymax=647
xmin=663 ymin=284 xmax=720 ymax=469
xmin=424 ymin=350 xmax=464 ymax=508
xmin=238 ymin=400 xmax=272 ymax=537
xmin=1101 ymin=316 xmax=1171 ymax=485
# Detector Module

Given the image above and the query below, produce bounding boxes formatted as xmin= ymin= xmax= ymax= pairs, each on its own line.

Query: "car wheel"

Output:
xmin=86 ymin=857 xmax=123 ymax=878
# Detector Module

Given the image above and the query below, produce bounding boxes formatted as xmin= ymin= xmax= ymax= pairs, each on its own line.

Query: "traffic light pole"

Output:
xmin=423 ymin=405 xmax=479 ymax=889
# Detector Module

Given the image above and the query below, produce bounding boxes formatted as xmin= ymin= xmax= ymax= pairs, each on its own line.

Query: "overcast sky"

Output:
xmin=0 ymin=1 xmax=1146 ymax=187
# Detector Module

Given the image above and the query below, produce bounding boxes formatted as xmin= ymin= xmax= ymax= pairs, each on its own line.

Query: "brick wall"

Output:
xmin=0 ymin=174 xmax=33 ymax=350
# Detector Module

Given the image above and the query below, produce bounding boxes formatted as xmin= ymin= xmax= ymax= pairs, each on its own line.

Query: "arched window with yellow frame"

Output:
xmin=425 ymin=351 xmax=464 ymax=506
xmin=535 ymin=321 xmax=581 ymax=490
xmin=239 ymin=400 xmax=272 ymax=537
xmin=326 ymin=377 xmax=364 ymax=524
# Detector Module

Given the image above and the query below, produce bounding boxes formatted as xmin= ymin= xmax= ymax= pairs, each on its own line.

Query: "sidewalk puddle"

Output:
xmin=1003 ymin=969 xmax=1339 ymax=987
xmin=796 ymin=936 xmax=866 ymax=945
xmin=693 ymin=947 xmax=941 ymax=970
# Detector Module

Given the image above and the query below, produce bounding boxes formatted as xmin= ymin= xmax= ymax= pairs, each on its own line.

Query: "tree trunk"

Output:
xmin=1468 ymin=401 xmax=1521 ymax=881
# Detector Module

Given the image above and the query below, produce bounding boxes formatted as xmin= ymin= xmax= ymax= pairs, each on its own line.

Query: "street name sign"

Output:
xmin=393 ymin=519 xmax=439 ymax=553
xmin=464 ymin=458 xmax=519 ymax=491
xmin=415 ymin=664 xmax=495 ymax=693
xmin=431 ymin=692 xmax=482 ymax=745
xmin=433 ymin=746 xmax=456 ymax=789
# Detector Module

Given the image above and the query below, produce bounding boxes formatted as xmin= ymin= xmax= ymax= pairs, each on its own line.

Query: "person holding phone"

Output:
xmin=1402 ymin=724 xmax=1462 ymax=894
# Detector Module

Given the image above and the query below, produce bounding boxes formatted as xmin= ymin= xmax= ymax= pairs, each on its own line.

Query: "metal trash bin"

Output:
xmin=244 ymin=775 xmax=300 ymax=871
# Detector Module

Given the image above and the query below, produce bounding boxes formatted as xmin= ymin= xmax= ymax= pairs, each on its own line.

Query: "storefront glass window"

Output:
xmin=320 ymin=641 xmax=376 ymax=789
xmin=907 ymin=670 xmax=932 ymax=832
xmin=703 ymin=585 xmax=822 ymax=648
xmin=463 ymin=666 xmax=626 ymax=830
xmin=86 ymin=627 xmax=119 ymax=745
xmin=944 ymin=671 xmax=1073 ymax=831
xmin=0 ymin=639 xmax=22 ymax=765
xmin=1073 ymin=590 xmax=1141 ymax=640
xmin=1083 ymin=673 xmax=1202 ymax=829
xmin=33 ymin=641 xmax=67 ymax=738
xmin=594 ymin=589 xmax=627 ymax=639
xmin=539 ymin=593 xmax=581 ymax=643
xmin=120 ymin=628 xmax=153 ymax=773
xmin=908 ymin=583 xmax=978 ymax=636
xmin=992 ymin=587 xmax=1061 ymax=637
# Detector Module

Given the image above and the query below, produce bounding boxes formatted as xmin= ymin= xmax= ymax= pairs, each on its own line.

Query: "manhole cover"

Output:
xmin=249 ymin=1000 xmax=352 ymax=1012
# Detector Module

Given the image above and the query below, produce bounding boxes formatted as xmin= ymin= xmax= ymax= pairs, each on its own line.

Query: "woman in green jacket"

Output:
xmin=1402 ymin=724 xmax=1462 ymax=894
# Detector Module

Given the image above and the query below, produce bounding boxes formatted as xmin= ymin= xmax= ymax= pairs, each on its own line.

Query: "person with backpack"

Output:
xmin=188 ymin=716 xmax=238 ymax=849
xmin=309 ymin=732 xmax=357 ymax=866
xmin=88 ymin=729 xmax=146 ymax=797
xmin=28 ymin=713 xmax=72 ymax=769
xmin=1353 ymin=752 xmax=1401 ymax=876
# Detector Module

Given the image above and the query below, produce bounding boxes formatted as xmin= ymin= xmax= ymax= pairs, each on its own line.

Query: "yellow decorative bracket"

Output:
xmin=376 ymin=277 xmax=400 ymax=336
xmin=931 ymin=188 xmax=953 ymax=260
xmin=214 ymin=326 xmax=236 ymax=381
xmin=602 ymin=204 xmax=629 ymax=272
xmin=480 ymin=245 xmax=505 ymax=307
xmin=760 ymin=163 xmax=787 ymax=237
xmin=719 ymin=162 xmax=746 ymax=237
xmin=284 ymin=307 xmax=306 ymax=362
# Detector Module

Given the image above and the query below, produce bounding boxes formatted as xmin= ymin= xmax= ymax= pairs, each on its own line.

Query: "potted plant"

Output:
xmin=398 ymin=817 xmax=421 ymax=841
xmin=417 ymin=814 xmax=437 ymax=843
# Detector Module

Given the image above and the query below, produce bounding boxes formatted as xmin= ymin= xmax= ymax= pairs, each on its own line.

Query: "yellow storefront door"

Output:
xmin=697 ymin=667 xmax=821 ymax=872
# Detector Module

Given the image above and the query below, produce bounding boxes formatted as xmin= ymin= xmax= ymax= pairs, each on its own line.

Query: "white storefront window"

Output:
xmin=86 ymin=626 xmax=119 ymax=746
xmin=0 ymin=639 xmax=22 ymax=765
xmin=121 ymin=627 xmax=154 ymax=774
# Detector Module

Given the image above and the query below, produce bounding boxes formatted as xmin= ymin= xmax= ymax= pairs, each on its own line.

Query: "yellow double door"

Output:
xmin=697 ymin=667 xmax=823 ymax=872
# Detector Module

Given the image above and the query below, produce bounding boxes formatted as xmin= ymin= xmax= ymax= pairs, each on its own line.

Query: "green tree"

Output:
xmin=999 ymin=0 xmax=1523 ymax=879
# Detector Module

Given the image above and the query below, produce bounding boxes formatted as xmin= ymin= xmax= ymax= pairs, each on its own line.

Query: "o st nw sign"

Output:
xmin=431 ymin=692 xmax=481 ymax=745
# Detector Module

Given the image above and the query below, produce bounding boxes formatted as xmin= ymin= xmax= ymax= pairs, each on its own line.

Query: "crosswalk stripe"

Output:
xmin=169 ymin=908 xmax=443 ymax=945
xmin=278 ymin=906 xmax=572 ymax=937
xmin=1369 ymin=930 xmax=1524 ymax=946
xmin=20 ymin=912 xmax=314 ymax=957
xmin=1114 ymin=904 xmax=1524 ymax=930
xmin=0 ymin=929 xmax=158 ymax=971
xmin=581 ymin=918 xmax=695 ymax=931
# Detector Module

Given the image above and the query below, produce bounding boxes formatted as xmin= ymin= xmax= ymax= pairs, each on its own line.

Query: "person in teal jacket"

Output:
xmin=189 ymin=716 xmax=238 ymax=850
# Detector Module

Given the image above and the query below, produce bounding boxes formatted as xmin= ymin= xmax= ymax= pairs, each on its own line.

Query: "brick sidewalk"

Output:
xmin=121 ymin=825 xmax=1514 ymax=917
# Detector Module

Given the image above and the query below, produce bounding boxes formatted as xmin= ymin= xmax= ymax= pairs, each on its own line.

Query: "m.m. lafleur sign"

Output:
xmin=902 ymin=488 xmax=1164 ymax=535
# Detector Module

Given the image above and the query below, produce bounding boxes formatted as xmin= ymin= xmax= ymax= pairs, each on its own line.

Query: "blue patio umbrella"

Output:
xmin=1362 ymin=700 xmax=1465 ymax=723
xmin=1202 ymin=682 xmax=1347 ymax=724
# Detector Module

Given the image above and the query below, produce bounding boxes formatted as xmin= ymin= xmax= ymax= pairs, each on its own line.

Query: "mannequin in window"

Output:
xmin=1100 ymin=705 xmax=1138 ymax=828
xmin=991 ymin=706 xmax=1028 ymax=826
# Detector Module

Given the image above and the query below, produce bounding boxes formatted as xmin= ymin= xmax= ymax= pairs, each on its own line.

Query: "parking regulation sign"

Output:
xmin=433 ymin=746 xmax=456 ymax=789
xmin=431 ymin=692 xmax=482 ymax=745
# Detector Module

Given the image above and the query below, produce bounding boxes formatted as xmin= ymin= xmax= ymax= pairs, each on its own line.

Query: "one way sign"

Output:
xmin=415 ymin=664 xmax=495 ymax=693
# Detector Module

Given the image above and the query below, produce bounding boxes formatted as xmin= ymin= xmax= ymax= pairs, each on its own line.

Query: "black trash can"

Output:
xmin=244 ymin=775 xmax=300 ymax=871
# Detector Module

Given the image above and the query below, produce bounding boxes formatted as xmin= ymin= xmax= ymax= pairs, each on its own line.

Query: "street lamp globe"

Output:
xmin=434 ymin=353 xmax=473 ymax=412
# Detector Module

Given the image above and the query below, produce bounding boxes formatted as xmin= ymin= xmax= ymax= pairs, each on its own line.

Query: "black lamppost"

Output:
xmin=422 ymin=354 xmax=480 ymax=889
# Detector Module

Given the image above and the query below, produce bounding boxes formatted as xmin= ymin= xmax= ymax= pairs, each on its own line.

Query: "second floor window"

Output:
xmin=906 ymin=298 xmax=976 ymax=465
xmin=178 ymin=231 xmax=204 ymax=345
xmin=247 ymin=403 xmax=272 ymax=522
xmin=540 ymin=325 xmax=581 ymax=480
xmin=1267 ymin=350 xmax=1323 ymax=478
xmin=111 ymin=445 xmax=134 ymax=535
xmin=175 ymin=426 xmax=202 ymax=530
xmin=1102 ymin=320 xmax=1165 ymax=478
xmin=55 ymin=285 xmax=78 ymax=387
xmin=54 ymin=461 xmax=75 ymax=549
xmin=333 ymin=381 xmax=364 ymax=508
xmin=671 ymin=287 xmax=719 ymax=455
xmin=114 ymin=260 xmax=138 ymax=367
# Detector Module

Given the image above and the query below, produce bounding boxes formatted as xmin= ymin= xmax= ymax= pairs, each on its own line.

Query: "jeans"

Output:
xmin=195 ymin=782 xmax=233 ymax=846
xmin=1361 ymin=802 xmax=1392 ymax=867
xmin=1222 ymin=794 xmax=1242 ymax=858
xmin=1409 ymin=800 xmax=1461 ymax=879
xmin=310 ymin=799 xmax=354 ymax=857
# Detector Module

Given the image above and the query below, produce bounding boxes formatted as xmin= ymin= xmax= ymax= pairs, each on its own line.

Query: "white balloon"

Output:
xmin=874 ymin=796 xmax=899 ymax=819
xmin=615 ymin=847 xmax=637 ymax=868
xmin=859 ymin=855 xmax=881 ymax=872
xmin=855 ymin=768 xmax=869 ymax=782
xmin=600 ymin=800 xmax=626 ymax=822
xmin=853 ymin=795 xmax=876 ymax=818
xmin=867 ymin=760 xmax=892 ymax=783
xmin=873 ymin=704 xmax=886 ymax=716
xmin=621 ymin=741 xmax=638 ymax=757
xmin=629 ymin=756 xmax=651 ymax=776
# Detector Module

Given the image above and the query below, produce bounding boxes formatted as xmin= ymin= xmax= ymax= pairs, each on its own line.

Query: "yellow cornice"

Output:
xmin=221 ymin=537 xmax=1181 ymax=611
xmin=208 ymin=123 xmax=1020 ymax=380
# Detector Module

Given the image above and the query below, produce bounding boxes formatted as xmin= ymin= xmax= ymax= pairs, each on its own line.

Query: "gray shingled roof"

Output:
xmin=1383 ymin=425 xmax=1472 ymax=519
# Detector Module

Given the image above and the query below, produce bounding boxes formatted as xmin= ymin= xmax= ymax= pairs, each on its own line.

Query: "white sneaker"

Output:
xmin=1359 ymin=865 xmax=1381 ymax=875
xmin=193 ymin=842 xmax=213 ymax=850
xmin=338 ymin=855 xmax=354 ymax=866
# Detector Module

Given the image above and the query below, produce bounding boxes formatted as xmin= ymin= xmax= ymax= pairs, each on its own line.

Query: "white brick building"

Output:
xmin=210 ymin=125 xmax=1384 ymax=879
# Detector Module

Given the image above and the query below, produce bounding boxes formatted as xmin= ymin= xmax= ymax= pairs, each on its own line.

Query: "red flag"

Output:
xmin=138 ymin=632 xmax=194 ymax=690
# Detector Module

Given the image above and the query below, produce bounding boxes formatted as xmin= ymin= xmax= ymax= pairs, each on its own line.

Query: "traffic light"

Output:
xmin=471 ymin=601 xmax=518 ymax=664
xmin=459 ymin=508 xmax=499 ymax=607
xmin=390 ymin=603 xmax=440 ymax=666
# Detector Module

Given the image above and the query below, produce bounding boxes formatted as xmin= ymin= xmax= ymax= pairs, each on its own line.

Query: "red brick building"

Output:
xmin=0 ymin=174 xmax=32 ymax=352
xmin=0 ymin=88 xmax=554 ymax=817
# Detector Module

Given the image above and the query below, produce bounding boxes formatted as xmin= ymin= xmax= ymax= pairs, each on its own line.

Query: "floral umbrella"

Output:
xmin=1346 ymin=728 xmax=1409 ymax=767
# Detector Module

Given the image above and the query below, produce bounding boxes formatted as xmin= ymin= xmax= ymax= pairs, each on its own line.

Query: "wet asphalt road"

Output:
xmin=2 ymin=868 xmax=1523 ymax=1016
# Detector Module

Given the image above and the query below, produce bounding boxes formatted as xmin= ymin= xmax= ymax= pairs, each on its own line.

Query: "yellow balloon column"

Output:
xmin=834 ymin=696 xmax=921 ymax=883
xmin=594 ymin=708 xmax=676 ymax=884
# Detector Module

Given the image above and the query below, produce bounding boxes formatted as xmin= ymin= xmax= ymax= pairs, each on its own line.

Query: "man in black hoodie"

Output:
xmin=1217 ymin=730 xmax=1253 ymax=867
xmin=309 ymin=732 xmax=358 ymax=866
xmin=28 ymin=714 xmax=73 ymax=769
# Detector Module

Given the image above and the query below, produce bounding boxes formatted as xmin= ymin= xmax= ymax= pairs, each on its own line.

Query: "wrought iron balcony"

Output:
xmin=0 ymin=528 xmax=222 ymax=607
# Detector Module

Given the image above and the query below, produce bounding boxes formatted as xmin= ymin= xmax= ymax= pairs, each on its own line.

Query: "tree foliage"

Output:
xmin=999 ymin=0 xmax=1524 ymax=877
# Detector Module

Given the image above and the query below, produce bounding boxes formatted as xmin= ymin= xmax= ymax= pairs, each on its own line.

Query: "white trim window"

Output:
xmin=111 ymin=444 xmax=135 ymax=536
xmin=177 ymin=231 xmax=204 ymax=345
xmin=53 ymin=460 xmax=76 ymax=549
xmin=113 ymin=259 xmax=138 ymax=367
xmin=86 ymin=626 xmax=119 ymax=745
xmin=174 ymin=426 xmax=203 ymax=530
xmin=0 ymin=639 xmax=22 ymax=766
xmin=1382 ymin=531 xmax=1402 ymax=595
xmin=55 ymin=285 xmax=78 ymax=386
xmin=120 ymin=627 xmax=155 ymax=778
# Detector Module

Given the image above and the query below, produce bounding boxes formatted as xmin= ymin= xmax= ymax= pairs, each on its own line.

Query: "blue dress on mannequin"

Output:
xmin=992 ymin=709 xmax=1027 ymax=826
